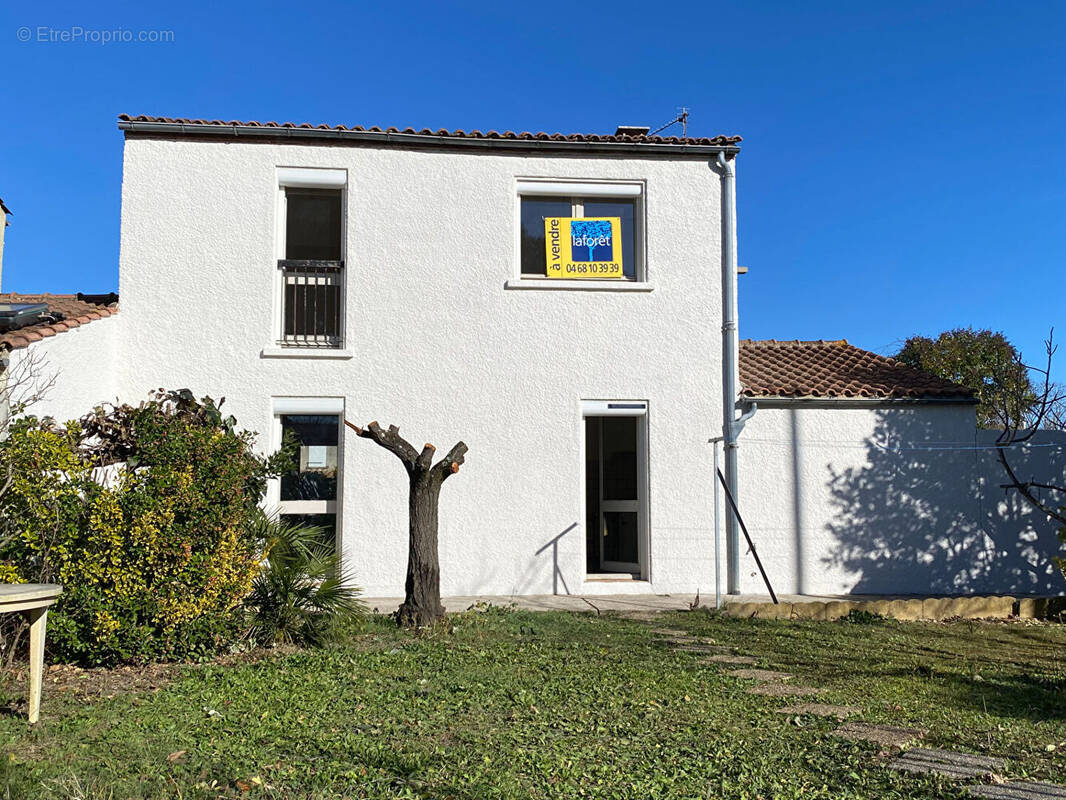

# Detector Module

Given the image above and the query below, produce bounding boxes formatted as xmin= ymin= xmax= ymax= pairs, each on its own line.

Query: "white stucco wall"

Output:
xmin=116 ymin=136 xmax=727 ymax=597
xmin=735 ymin=402 xmax=1066 ymax=597
xmin=7 ymin=313 xmax=122 ymax=424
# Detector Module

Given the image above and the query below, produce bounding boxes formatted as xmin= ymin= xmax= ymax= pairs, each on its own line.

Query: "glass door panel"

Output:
xmin=603 ymin=511 xmax=639 ymax=565
xmin=278 ymin=413 xmax=340 ymax=548
xmin=601 ymin=417 xmax=638 ymax=501
xmin=280 ymin=415 xmax=339 ymax=501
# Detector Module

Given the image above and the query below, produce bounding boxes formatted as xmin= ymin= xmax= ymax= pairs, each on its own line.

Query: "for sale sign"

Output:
xmin=543 ymin=217 xmax=623 ymax=279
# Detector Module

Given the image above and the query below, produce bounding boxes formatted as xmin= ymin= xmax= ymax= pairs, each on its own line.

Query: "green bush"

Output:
xmin=0 ymin=419 xmax=95 ymax=669
xmin=839 ymin=608 xmax=889 ymax=625
xmin=0 ymin=390 xmax=293 ymax=665
xmin=245 ymin=510 xmax=365 ymax=647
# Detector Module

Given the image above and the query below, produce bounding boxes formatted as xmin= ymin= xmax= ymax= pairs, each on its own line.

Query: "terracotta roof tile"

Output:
xmin=0 ymin=293 xmax=118 ymax=350
xmin=739 ymin=339 xmax=974 ymax=400
xmin=117 ymin=114 xmax=742 ymax=149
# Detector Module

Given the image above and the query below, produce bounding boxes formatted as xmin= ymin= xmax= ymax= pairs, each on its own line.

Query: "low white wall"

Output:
xmin=735 ymin=402 xmax=1066 ymax=596
xmin=7 ymin=314 xmax=122 ymax=424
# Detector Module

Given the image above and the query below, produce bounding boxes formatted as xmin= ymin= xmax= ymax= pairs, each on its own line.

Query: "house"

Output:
xmin=104 ymin=114 xmax=744 ymax=599
xmin=734 ymin=340 xmax=1066 ymax=597
xmin=4 ymin=115 xmax=1063 ymax=600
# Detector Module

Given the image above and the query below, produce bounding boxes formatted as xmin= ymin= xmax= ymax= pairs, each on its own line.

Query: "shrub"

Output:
xmin=245 ymin=510 xmax=365 ymax=647
xmin=0 ymin=418 xmax=96 ymax=668
xmin=0 ymin=390 xmax=293 ymax=665
xmin=839 ymin=608 xmax=888 ymax=625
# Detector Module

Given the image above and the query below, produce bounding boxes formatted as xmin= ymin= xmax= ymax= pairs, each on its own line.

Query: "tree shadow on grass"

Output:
xmin=1 ymin=733 xmax=499 ymax=800
xmin=884 ymin=665 xmax=1066 ymax=722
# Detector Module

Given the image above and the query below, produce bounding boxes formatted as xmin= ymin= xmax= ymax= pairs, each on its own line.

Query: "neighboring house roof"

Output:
xmin=117 ymin=115 xmax=742 ymax=155
xmin=739 ymin=339 xmax=975 ymax=400
xmin=0 ymin=293 xmax=118 ymax=349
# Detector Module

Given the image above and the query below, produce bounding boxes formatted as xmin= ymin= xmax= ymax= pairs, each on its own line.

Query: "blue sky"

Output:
xmin=1 ymin=0 xmax=1063 ymax=376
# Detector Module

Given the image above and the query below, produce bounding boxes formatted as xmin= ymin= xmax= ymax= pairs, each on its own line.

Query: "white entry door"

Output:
xmin=584 ymin=407 xmax=646 ymax=575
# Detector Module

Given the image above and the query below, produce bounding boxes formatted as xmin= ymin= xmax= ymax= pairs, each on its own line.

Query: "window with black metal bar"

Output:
xmin=279 ymin=188 xmax=343 ymax=348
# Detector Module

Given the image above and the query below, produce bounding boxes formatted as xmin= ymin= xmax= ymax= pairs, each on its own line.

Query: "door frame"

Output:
xmin=581 ymin=400 xmax=650 ymax=579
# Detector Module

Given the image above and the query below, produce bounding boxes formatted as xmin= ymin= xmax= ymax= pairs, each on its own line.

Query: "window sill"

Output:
xmin=260 ymin=346 xmax=354 ymax=360
xmin=584 ymin=573 xmax=642 ymax=582
xmin=504 ymin=279 xmax=654 ymax=292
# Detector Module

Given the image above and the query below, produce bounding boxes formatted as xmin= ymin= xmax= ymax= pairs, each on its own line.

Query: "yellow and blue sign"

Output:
xmin=543 ymin=217 xmax=623 ymax=279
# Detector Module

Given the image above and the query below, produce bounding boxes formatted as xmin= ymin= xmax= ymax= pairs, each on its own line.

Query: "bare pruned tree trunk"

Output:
xmin=344 ymin=420 xmax=467 ymax=627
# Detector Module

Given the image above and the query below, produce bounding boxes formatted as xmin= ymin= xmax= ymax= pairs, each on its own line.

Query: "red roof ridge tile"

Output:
xmin=740 ymin=338 xmax=851 ymax=347
xmin=117 ymin=114 xmax=742 ymax=149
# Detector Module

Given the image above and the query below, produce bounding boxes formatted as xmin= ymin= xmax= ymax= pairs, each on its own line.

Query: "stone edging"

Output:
xmin=721 ymin=595 xmax=1066 ymax=621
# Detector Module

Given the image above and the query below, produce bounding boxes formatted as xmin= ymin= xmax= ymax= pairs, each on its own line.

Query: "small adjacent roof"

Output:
xmin=0 ymin=293 xmax=118 ymax=350
xmin=0 ymin=198 xmax=10 ymax=216
xmin=117 ymin=115 xmax=742 ymax=155
xmin=739 ymin=339 xmax=974 ymax=400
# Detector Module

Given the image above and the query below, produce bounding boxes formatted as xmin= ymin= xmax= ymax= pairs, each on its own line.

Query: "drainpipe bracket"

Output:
xmin=729 ymin=401 xmax=758 ymax=439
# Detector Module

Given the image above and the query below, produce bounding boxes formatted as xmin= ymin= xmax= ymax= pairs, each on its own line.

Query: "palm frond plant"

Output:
xmin=246 ymin=511 xmax=366 ymax=647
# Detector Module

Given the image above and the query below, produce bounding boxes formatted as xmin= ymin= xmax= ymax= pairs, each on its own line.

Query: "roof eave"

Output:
xmin=117 ymin=120 xmax=742 ymax=157
xmin=740 ymin=395 xmax=979 ymax=408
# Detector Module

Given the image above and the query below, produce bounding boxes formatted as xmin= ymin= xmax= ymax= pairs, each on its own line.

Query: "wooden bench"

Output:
xmin=0 ymin=584 xmax=62 ymax=723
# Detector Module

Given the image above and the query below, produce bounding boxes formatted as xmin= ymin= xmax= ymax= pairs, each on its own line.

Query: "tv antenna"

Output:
xmin=649 ymin=107 xmax=690 ymax=137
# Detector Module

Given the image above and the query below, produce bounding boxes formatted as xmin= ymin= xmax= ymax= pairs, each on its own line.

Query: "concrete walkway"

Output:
xmin=362 ymin=591 xmax=1057 ymax=620
xmin=360 ymin=592 xmax=845 ymax=615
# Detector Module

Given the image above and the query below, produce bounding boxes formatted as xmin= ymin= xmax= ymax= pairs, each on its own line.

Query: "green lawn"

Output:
xmin=1 ymin=608 xmax=1064 ymax=799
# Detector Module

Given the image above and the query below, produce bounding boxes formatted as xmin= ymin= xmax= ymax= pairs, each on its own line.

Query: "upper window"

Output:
xmin=276 ymin=169 xmax=346 ymax=349
xmin=518 ymin=183 xmax=644 ymax=281
xmin=286 ymin=189 xmax=342 ymax=261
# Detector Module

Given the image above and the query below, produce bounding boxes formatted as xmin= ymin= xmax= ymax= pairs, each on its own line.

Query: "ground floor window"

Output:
xmin=271 ymin=400 xmax=344 ymax=548
xmin=583 ymin=402 xmax=647 ymax=576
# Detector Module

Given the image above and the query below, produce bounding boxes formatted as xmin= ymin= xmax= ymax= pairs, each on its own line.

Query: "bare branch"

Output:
xmin=996 ymin=440 xmax=1066 ymax=527
xmin=347 ymin=420 xmax=419 ymax=470
xmin=999 ymin=480 xmax=1066 ymax=493
xmin=991 ymin=327 xmax=1066 ymax=532
xmin=0 ymin=462 xmax=13 ymax=499
xmin=2 ymin=346 xmax=57 ymax=418
xmin=433 ymin=441 xmax=468 ymax=482
xmin=1019 ymin=331 xmax=1056 ymax=438
xmin=415 ymin=443 xmax=436 ymax=472
xmin=997 ymin=329 xmax=1058 ymax=444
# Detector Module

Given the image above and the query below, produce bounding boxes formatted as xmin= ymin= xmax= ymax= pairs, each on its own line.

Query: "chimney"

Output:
xmin=614 ymin=125 xmax=650 ymax=137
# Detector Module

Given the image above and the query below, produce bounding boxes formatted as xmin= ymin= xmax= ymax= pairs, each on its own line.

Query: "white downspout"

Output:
xmin=717 ymin=151 xmax=755 ymax=594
